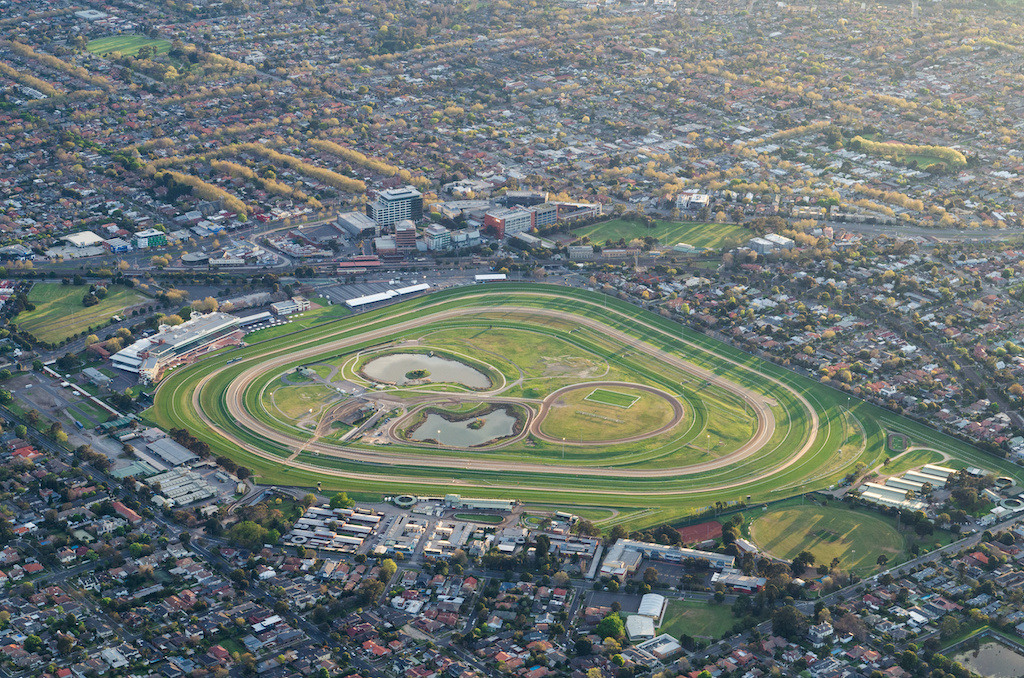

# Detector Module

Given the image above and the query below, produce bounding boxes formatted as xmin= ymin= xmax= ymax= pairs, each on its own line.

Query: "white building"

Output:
xmin=625 ymin=615 xmax=656 ymax=642
xmin=63 ymin=231 xmax=105 ymax=248
xmin=367 ymin=187 xmax=423 ymax=229
xmin=271 ymin=296 xmax=311 ymax=316
xmin=424 ymin=224 xmax=451 ymax=251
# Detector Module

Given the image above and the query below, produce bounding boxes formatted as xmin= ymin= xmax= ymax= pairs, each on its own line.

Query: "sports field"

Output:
xmin=585 ymin=388 xmax=640 ymax=408
xmin=573 ymin=219 xmax=748 ymax=250
xmin=659 ymin=599 xmax=736 ymax=640
xmin=87 ymin=36 xmax=171 ymax=58
xmin=18 ymin=283 xmax=146 ymax=344
xmin=749 ymin=503 xmax=905 ymax=576
xmin=146 ymin=284 xmax=1024 ymax=530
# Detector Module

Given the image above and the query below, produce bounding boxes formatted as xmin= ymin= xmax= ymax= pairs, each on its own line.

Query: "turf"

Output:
xmin=453 ymin=513 xmax=504 ymax=524
xmin=146 ymin=284 xmax=1024 ymax=530
xmin=267 ymin=383 xmax=341 ymax=423
xmin=882 ymin=448 xmax=945 ymax=476
xmin=18 ymin=283 xmax=147 ymax=344
xmin=585 ymin=388 xmax=640 ymax=408
xmin=86 ymin=36 xmax=171 ymax=58
xmin=659 ymin=599 xmax=736 ymax=639
xmin=245 ymin=305 xmax=350 ymax=342
xmin=749 ymin=503 xmax=904 ymax=576
xmin=540 ymin=388 xmax=676 ymax=441
xmin=574 ymin=219 xmax=749 ymax=250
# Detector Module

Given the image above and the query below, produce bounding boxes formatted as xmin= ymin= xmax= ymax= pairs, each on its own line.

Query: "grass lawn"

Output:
xmin=267 ymin=382 xmax=341 ymax=423
xmin=902 ymin=153 xmax=944 ymax=169
xmin=525 ymin=506 xmax=617 ymax=521
xmin=246 ymin=305 xmax=350 ymax=342
xmin=585 ymin=388 xmax=640 ymax=408
xmin=749 ymin=503 xmax=905 ymax=576
xmin=574 ymin=219 xmax=748 ymax=250
xmin=87 ymin=36 xmax=171 ymax=58
xmin=539 ymin=386 xmax=677 ymax=441
xmin=883 ymin=448 xmax=945 ymax=476
xmin=72 ymin=398 xmax=112 ymax=424
xmin=453 ymin=513 xmax=504 ymax=524
xmin=18 ymin=283 xmax=146 ymax=344
xmin=659 ymin=599 xmax=736 ymax=639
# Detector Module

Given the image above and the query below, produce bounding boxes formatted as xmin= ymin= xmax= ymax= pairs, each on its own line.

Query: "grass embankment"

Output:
xmin=573 ymin=218 xmax=748 ymax=250
xmin=18 ymin=283 xmax=146 ymax=344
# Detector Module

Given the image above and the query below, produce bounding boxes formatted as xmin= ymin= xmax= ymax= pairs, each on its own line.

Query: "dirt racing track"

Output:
xmin=170 ymin=289 xmax=834 ymax=498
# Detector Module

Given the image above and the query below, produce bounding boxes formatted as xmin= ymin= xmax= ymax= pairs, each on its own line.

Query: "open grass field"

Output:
xmin=539 ymin=387 xmax=677 ymax=442
xmin=749 ymin=503 xmax=905 ymax=575
xmin=18 ymin=283 xmax=146 ymax=344
xmin=659 ymin=599 xmax=736 ymax=639
xmin=573 ymin=219 xmax=749 ymax=250
xmin=147 ymin=284 xmax=1024 ymax=531
xmin=87 ymin=36 xmax=171 ymax=58
xmin=883 ymin=448 xmax=945 ymax=476
xmin=267 ymin=382 xmax=341 ymax=423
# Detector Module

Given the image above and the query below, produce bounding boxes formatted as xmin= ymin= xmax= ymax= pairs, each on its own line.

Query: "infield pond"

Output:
xmin=362 ymin=353 xmax=490 ymax=388
xmin=410 ymin=408 xmax=518 ymax=447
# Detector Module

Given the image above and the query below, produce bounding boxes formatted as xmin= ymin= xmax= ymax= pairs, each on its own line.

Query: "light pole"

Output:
xmin=562 ymin=437 xmax=566 ymax=460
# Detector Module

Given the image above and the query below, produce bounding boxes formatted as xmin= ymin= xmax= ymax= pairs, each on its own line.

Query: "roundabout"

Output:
xmin=148 ymin=284 xmax=1024 ymax=529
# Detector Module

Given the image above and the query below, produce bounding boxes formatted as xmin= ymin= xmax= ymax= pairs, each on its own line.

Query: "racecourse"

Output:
xmin=148 ymin=284 xmax=1024 ymax=528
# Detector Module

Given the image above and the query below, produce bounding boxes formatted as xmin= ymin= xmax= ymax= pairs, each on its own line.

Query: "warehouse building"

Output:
xmin=147 ymin=437 xmax=199 ymax=467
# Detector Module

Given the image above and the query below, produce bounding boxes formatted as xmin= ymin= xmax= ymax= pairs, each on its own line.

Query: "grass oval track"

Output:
xmin=148 ymin=284 xmax=1024 ymax=529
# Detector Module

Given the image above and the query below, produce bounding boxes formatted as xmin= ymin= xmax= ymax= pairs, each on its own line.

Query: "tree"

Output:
xmin=577 ymin=639 xmax=594 ymax=656
xmin=227 ymin=521 xmax=269 ymax=550
xmin=329 ymin=492 xmax=355 ymax=509
xmin=771 ymin=605 xmax=808 ymax=641
xmin=302 ymin=493 xmax=316 ymax=509
xmin=596 ymin=612 xmax=625 ymax=640
xmin=23 ymin=635 xmax=42 ymax=653
xmin=56 ymin=633 xmax=74 ymax=655
xmin=378 ymin=558 xmax=397 ymax=582
xmin=609 ymin=525 xmax=627 ymax=543
xmin=939 ymin=616 xmax=960 ymax=639
xmin=643 ymin=567 xmax=658 ymax=585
